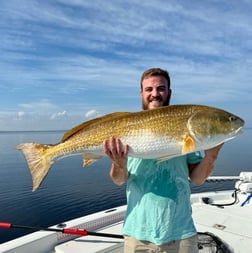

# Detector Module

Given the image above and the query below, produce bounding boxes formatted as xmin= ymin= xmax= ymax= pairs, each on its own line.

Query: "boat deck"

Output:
xmin=55 ymin=190 xmax=252 ymax=253
xmin=55 ymin=223 xmax=123 ymax=253
xmin=191 ymin=190 xmax=252 ymax=252
xmin=1 ymin=187 xmax=252 ymax=253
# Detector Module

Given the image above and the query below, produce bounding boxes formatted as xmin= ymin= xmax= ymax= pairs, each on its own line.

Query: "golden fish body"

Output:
xmin=17 ymin=104 xmax=244 ymax=191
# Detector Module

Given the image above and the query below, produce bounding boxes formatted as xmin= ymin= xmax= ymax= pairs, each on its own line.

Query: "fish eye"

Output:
xmin=229 ymin=115 xmax=237 ymax=121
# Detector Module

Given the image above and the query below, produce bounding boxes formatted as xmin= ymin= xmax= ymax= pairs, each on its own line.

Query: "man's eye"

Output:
xmin=158 ymin=87 xmax=166 ymax=92
xmin=145 ymin=88 xmax=152 ymax=92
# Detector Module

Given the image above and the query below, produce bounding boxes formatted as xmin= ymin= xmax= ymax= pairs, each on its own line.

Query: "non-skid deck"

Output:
xmin=192 ymin=191 xmax=252 ymax=252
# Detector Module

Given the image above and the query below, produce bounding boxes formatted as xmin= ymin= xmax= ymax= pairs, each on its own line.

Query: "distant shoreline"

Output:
xmin=0 ymin=130 xmax=66 ymax=134
xmin=0 ymin=127 xmax=251 ymax=133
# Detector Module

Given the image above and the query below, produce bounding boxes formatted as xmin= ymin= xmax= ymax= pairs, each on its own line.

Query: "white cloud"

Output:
xmin=18 ymin=100 xmax=60 ymax=113
xmin=0 ymin=1 xmax=251 ymax=130
xmin=50 ymin=110 xmax=67 ymax=120
xmin=17 ymin=111 xmax=25 ymax=119
xmin=85 ymin=109 xmax=99 ymax=119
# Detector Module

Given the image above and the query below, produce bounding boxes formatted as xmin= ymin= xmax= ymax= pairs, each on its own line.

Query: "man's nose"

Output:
xmin=151 ymin=88 xmax=159 ymax=96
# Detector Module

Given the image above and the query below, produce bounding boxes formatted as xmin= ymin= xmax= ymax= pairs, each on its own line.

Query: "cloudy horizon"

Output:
xmin=0 ymin=0 xmax=251 ymax=131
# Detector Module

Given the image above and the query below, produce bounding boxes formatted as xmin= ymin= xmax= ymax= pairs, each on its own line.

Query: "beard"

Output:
xmin=142 ymin=96 xmax=170 ymax=110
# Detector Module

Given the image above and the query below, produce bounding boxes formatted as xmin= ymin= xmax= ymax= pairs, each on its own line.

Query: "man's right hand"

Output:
xmin=102 ymin=137 xmax=129 ymax=185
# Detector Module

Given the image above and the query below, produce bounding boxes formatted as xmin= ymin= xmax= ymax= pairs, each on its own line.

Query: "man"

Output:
xmin=102 ymin=68 xmax=223 ymax=253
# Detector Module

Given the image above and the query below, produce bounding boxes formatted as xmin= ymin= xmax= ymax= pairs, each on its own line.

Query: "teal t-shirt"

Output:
xmin=123 ymin=152 xmax=202 ymax=245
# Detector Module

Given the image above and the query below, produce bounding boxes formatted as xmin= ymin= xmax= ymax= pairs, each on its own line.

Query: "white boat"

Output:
xmin=1 ymin=171 xmax=252 ymax=253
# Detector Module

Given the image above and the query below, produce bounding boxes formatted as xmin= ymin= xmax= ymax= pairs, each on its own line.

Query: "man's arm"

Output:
xmin=189 ymin=143 xmax=224 ymax=185
xmin=102 ymin=137 xmax=129 ymax=185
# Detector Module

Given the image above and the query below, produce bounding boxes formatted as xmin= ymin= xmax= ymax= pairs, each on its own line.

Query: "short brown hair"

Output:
xmin=140 ymin=68 xmax=171 ymax=90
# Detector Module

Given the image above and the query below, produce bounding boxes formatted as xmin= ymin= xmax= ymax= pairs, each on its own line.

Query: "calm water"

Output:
xmin=0 ymin=129 xmax=251 ymax=243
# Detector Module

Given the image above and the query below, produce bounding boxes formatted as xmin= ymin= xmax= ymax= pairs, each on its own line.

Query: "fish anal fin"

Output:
xmin=182 ymin=135 xmax=195 ymax=154
xmin=83 ymin=153 xmax=103 ymax=167
xmin=83 ymin=158 xmax=98 ymax=167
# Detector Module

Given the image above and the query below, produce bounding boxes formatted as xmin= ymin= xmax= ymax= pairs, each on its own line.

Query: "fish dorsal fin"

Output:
xmin=181 ymin=135 xmax=195 ymax=154
xmin=61 ymin=112 xmax=132 ymax=142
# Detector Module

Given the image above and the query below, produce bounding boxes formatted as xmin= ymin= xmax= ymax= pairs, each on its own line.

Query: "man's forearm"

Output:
xmin=109 ymin=163 xmax=128 ymax=185
xmin=189 ymin=156 xmax=216 ymax=185
xmin=190 ymin=143 xmax=223 ymax=185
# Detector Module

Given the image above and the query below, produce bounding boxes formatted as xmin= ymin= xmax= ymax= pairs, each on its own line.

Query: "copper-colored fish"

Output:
xmin=17 ymin=104 xmax=244 ymax=191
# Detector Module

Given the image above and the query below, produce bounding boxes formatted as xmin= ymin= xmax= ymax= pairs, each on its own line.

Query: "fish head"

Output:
xmin=187 ymin=107 xmax=244 ymax=147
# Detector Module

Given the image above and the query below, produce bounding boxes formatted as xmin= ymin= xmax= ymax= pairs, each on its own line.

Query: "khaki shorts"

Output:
xmin=124 ymin=235 xmax=198 ymax=253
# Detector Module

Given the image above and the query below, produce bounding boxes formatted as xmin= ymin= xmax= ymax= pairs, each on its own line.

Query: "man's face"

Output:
xmin=141 ymin=76 xmax=171 ymax=110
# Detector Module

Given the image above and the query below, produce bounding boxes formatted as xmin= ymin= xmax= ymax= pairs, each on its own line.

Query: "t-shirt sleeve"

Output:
xmin=186 ymin=151 xmax=202 ymax=164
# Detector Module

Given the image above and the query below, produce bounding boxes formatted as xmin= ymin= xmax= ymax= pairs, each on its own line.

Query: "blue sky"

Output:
xmin=0 ymin=0 xmax=251 ymax=131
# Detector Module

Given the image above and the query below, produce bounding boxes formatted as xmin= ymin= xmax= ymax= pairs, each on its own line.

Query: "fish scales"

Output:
xmin=58 ymin=106 xmax=188 ymax=155
xmin=17 ymin=104 xmax=244 ymax=191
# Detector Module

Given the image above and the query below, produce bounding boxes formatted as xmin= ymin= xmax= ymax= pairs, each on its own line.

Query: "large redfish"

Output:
xmin=17 ymin=104 xmax=244 ymax=191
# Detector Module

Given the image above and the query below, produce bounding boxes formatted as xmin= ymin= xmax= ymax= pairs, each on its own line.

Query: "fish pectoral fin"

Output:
xmin=83 ymin=154 xmax=103 ymax=167
xmin=181 ymin=135 xmax=195 ymax=154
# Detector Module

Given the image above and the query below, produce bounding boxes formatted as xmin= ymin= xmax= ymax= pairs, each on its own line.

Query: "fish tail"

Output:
xmin=17 ymin=143 xmax=54 ymax=191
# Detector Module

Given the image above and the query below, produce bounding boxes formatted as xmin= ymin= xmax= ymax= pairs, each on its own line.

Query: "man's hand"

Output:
xmin=102 ymin=137 xmax=129 ymax=185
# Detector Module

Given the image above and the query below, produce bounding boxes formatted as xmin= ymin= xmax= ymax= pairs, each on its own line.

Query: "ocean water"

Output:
xmin=0 ymin=129 xmax=251 ymax=243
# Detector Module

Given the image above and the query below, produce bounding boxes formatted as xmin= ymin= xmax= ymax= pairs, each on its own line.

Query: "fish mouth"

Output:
xmin=227 ymin=126 xmax=243 ymax=140
xmin=234 ymin=126 xmax=243 ymax=135
xmin=230 ymin=116 xmax=244 ymax=136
